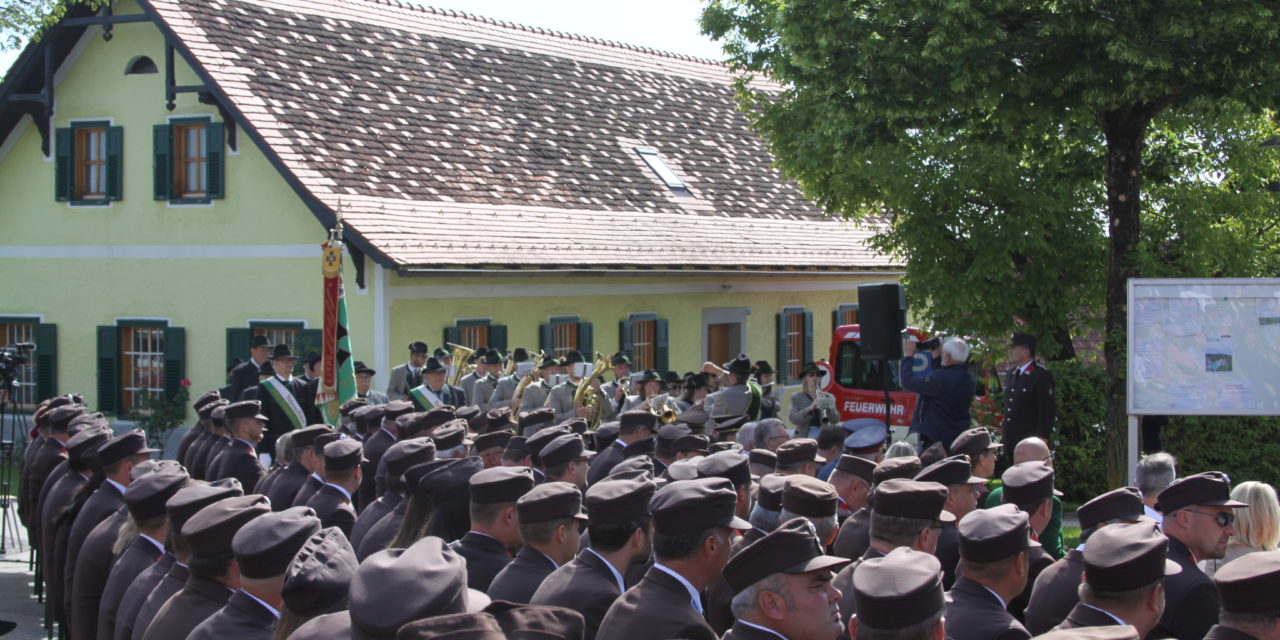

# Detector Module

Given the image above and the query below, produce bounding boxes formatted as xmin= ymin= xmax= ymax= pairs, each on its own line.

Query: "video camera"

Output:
xmin=0 ymin=343 xmax=35 ymax=383
xmin=918 ymin=337 xmax=942 ymax=352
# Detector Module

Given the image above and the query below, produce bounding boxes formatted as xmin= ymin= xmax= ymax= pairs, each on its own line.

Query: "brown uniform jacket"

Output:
xmin=1056 ymin=601 xmax=1126 ymax=630
xmin=832 ymin=507 xmax=871 ymax=560
xmin=597 ymin=565 xmax=717 ymax=640
xmin=113 ymin=552 xmax=174 ymax=640
xmin=265 ymin=463 xmax=309 ymax=512
xmin=292 ymin=474 xmax=324 ymax=508
xmin=187 ymin=590 xmax=278 ymax=640
xmin=530 ymin=548 xmax=624 ymax=640
xmin=39 ymin=466 xmax=84 ymax=628
xmin=722 ymin=620 xmax=794 ymax=640
xmin=139 ymin=573 xmax=234 ymax=640
xmin=68 ymin=506 xmax=127 ymax=640
xmin=129 ymin=561 xmax=189 ymax=640
xmin=96 ymin=535 xmax=165 ymax=640
xmin=451 ymin=531 xmax=512 ymax=592
xmin=834 ymin=547 xmax=887 ymax=637
xmin=488 ymin=545 xmax=558 ymax=604
xmin=217 ymin=439 xmax=266 ymax=493
xmin=1009 ymin=544 xmax=1055 ymax=622
xmin=1155 ymin=535 xmax=1221 ymax=640
xmin=350 ymin=491 xmax=401 ymax=552
xmin=305 ymin=484 xmax=357 ymax=538
xmin=1202 ymin=626 xmax=1261 ymax=640
xmin=356 ymin=499 xmax=406 ymax=562
xmin=586 ymin=441 xmax=628 ymax=486
xmin=943 ymin=577 xmax=1032 ymax=640
xmin=64 ymin=481 xmax=125 ymax=606
xmin=357 ymin=428 xmax=395 ymax=509
xmin=184 ymin=431 xmax=216 ymax=480
xmin=1025 ymin=548 xmax=1085 ymax=634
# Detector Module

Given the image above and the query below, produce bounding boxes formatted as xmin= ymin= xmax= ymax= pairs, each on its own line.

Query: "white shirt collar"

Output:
xmin=1016 ymin=362 xmax=1034 ymax=375
xmin=104 ymin=478 xmax=127 ymax=495
xmin=586 ymin=548 xmax=626 ymax=594
xmin=539 ymin=551 xmax=560 ymax=570
xmin=311 ymin=473 xmax=323 ymax=482
xmin=323 ymin=482 xmax=353 ymax=502
xmin=738 ymin=620 xmax=789 ymax=640
xmin=380 ymin=426 xmax=396 ymax=440
xmin=1144 ymin=504 xmax=1164 ymax=523
xmin=240 ymin=590 xmax=281 ymax=619
xmin=982 ymin=584 xmax=1008 ymax=610
xmin=235 ymin=438 xmax=256 ymax=449
xmin=466 ymin=530 xmax=502 ymax=544
xmin=137 ymin=533 xmax=166 ymax=555
xmin=275 ymin=374 xmax=292 ymax=384
xmin=612 ymin=439 xmax=627 ymax=449
xmin=654 ymin=563 xmax=704 ymax=617
xmin=1080 ymin=603 xmax=1127 ymax=626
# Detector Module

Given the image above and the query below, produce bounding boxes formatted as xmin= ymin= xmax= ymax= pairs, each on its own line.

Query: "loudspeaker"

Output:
xmin=857 ymin=283 xmax=906 ymax=361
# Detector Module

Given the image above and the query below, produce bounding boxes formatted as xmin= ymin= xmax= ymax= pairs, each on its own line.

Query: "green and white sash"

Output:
xmin=410 ymin=384 xmax=447 ymax=409
xmin=746 ymin=380 xmax=763 ymax=421
xmin=261 ymin=377 xmax=306 ymax=430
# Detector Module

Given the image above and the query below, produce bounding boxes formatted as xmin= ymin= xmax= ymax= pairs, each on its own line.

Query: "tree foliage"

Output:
xmin=0 ymin=0 xmax=106 ymax=50
xmin=703 ymin=0 xmax=1280 ymax=485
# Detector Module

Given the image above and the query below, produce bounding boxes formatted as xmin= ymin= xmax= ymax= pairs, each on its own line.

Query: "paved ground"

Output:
xmin=0 ymin=508 xmax=52 ymax=640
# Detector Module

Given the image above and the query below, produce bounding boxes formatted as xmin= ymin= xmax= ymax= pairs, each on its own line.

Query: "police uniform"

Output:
xmin=597 ymin=477 xmax=751 ymax=640
xmin=140 ymin=495 xmax=270 ymax=640
xmin=531 ymin=476 xmax=654 ymax=640
xmin=1026 ymin=487 xmax=1145 ymax=634
xmin=943 ymin=505 xmax=1036 ymax=640
xmin=96 ymin=467 xmax=190 ymax=640
xmin=1001 ymin=333 xmax=1055 ymax=458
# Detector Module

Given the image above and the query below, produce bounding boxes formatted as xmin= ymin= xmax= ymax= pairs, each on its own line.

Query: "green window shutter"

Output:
xmin=153 ymin=124 xmax=171 ymax=200
xmin=97 ymin=326 xmax=119 ymax=415
xmin=105 ymin=126 xmax=123 ymax=201
xmin=54 ymin=128 xmax=73 ymax=201
xmin=443 ymin=326 xmax=461 ymax=347
xmin=226 ymin=328 xmax=252 ymax=371
xmin=577 ymin=322 xmax=593 ymax=355
xmin=163 ymin=327 xmax=186 ymax=403
xmin=489 ymin=325 xmax=508 ymax=352
xmin=654 ymin=318 xmax=669 ymax=374
xmin=776 ymin=312 xmax=789 ymax=384
xmin=539 ymin=324 xmax=552 ymax=353
xmin=803 ymin=311 xmax=814 ymax=367
xmin=35 ymin=323 xmax=58 ymax=401
xmin=618 ymin=319 xmax=633 ymax=359
xmin=296 ymin=329 xmax=323 ymax=375
xmin=831 ymin=310 xmax=839 ymax=335
xmin=206 ymin=122 xmax=225 ymax=199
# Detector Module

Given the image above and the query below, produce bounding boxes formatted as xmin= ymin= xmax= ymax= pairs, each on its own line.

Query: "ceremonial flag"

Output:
xmin=318 ymin=230 xmax=356 ymax=424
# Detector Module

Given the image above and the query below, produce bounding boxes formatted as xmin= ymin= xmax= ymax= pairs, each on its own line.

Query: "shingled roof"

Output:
xmin=141 ymin=0 xmax=897 ymax=271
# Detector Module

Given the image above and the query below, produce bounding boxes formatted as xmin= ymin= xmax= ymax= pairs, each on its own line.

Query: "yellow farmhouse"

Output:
xmin=0 ymin=0 xmax=901 ymax=422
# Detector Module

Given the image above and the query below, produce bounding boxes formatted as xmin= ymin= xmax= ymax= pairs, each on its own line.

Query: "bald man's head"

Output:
xmin=1013 ymin=437 xmax=1051 ymax=466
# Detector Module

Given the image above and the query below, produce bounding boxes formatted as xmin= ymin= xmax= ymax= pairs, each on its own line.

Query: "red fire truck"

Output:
xmin=819 ymin=325 xmax=1001 ymax=438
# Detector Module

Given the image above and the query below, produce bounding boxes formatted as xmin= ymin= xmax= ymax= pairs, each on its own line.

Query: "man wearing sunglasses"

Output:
xmin=1153 ymin=471 xmax=1249 ymax=640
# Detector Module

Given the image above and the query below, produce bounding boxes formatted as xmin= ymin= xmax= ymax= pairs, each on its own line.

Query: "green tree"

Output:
xmin=1 ymin=0 xmax=106 ymax=50
xmin=703 ymin=0 xmax=1280 ymax=485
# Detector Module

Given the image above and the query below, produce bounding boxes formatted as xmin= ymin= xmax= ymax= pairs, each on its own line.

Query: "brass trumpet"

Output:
xmin=647 ymin=393 xmax=681 ymax=424
xmin=510 ymin=349 xmax=547 ymax=409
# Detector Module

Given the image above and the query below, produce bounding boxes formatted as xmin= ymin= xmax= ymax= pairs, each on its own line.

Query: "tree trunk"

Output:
xmin=1099 ymin=108 xmax=1148 ymax=489
xmin=1048 ymin=326 xmax=1077 ymax=361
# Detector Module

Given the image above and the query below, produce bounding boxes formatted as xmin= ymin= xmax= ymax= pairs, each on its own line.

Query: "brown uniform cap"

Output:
xmin=873 ymin=456 xmax=921 ymax=484
xmin=950 ymin=428 xmax=1000 ymax=459
xmin=283 ymin=526 xmax=358 ymax=618
xmin=835 ymin=455 xmax=876 ymax=483
xmin=350 ymin=537 xmax=487 ymax=637
xmin=696 ymin=450 xmax=751 ymax=488
xmin=782 ymin=475 xmax=839 ymax=518
xmin=470 ymin=465 xmax=535 ymax=504
xmin=656 ymin=423 xmax=692 ymax=456
xmin=914 ymin=455 xmax=985 ymax=487
xmin=872 ymin=478 xmax=954 ymax=521
xmin=1082 ymin=520 xmax=1180 ymax=591
xmin=383 ymin=438 xmax=438 ymax=480
xmin=383 ymin=400 xmax=416 ymax=419
xmin=517 ymin=481 xmax=587 ymax=524
xmin=852 ymin=547 xmax=944 ymax=630
xmin=1077 ymin=486 xmax=1144 ymax=530
xmin=619 ymin=409 xmax=659 ymax=432
xmin=46 ymin=405 xmax=86 ymax=432
xmin=432 ymin=421 xmax=471 ymax=450
xmin=233 ymin=506 xmax=322 ymax=579
xmin=723 ymin=517 xmax=850 ymax=595
xmin=323 ymin=438 xmax=363 ymax=472
xmin=1156 ymin=471 xmax=1248 ymax=513
xmin=1001 ymin=461 xmax=1062 ymax=505
xmin=672 ymin=434 xmax=710 ymax=455
xmin=166 ymin=478 xmax=243 ymax=533
xmin=609 ymin=455 xmax=655 ymax=479
xmin=124 ymin=466 xmax=190 ymax=521
xmin=526 ymin=426 xmax=572 ymax=466
xmin=1214 ymin=549 xmax=1280 ymax=613
xmin=66 ymin=428 xmax=111 ymax=463
xmin=748 ymin=449 xmax=777 ymax=469
xmin=757 ymin=473 xmax=787 ymax=511
xmin=664 ymin=458 xmax=701 ymax=482
xmin=291 ymin=425 xmax=334 ymax=450
xmin=775 ymin=438 xmax=825 ymax=467
xmin=592 ymin=421 xmax=621 ymax=450
xmin=957 ymin=503 xmax=1040 ymax=562
xmin=650 ymin=477 xmax=751 ymax=534
xmin=223 ymin=400 xmax=269 ymax=423
xmin=519 ymin=408 xmax=556 ymax=431
xmin=540 ymin=434 xmax=593 ymax=469
xmin=417 ymin=457 xmax=483 ymax=499
xmin=182 ymin=494 xmax=271 ymax=558
xmin=585 ymin=476 xmax=656 ymax=526
xmin=97 ymin=430 xmax=159 ymax=468
xmin=472 ymin=429 xmax=513 ymax=454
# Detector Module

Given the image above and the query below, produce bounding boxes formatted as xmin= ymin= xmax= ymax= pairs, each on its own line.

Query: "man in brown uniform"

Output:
xmin=1055 ymin=520 xmax=1178 ymax=636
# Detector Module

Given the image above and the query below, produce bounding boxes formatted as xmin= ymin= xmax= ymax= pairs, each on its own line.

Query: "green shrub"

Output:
xmin=1047 ymin=360 xmax=1109 ymax=503
xmin=1163 ymin=415 xmax=1280 ymax=488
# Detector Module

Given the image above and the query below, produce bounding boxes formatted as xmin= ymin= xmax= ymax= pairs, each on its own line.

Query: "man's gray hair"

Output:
xmin=275 ymin=431 xmax=294 ymax=464
xmin=1136 ymin=452 xmax=1177 ymax=497
xmin=941 ymin=337 xmax=970 ymax=364
xmin=749 ymin=504 xmax=782 ymax=533
xmin=780 ymin=509 xmax=838 ymax=546
xmin=729 ymin=572 xmax=793 ymax=618
xmin=438 ymin=444 xmax=468 ymax=460
xmin=754 ymin=419 xmax=787 ymax=450
xmin=885 ymin=441 xmax=916 ymax=459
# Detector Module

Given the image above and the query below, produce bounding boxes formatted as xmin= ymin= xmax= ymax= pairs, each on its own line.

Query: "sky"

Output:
xmin=0 ymin=0 xmax=727 ymax=74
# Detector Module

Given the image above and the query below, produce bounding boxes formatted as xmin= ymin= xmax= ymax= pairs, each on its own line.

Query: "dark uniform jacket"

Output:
xmin=67 ymin=488 xmax=127 ymax=640
xmin=943 ymin=577 xmax=1032 ymax=640
xmin=1056 ymin=601 xmax=1126 ymax=630
xmin=202 ymin=437 xmax=233 ymax=482
xmin=217 ymin=438 xmax=267 ymax=493
xmin=187 ymin=589 xmax=278 ymax=640
xmin=130 ymin=561 xmax=189 ymax=640
xmin=488 ymin=546 xmax=558 ymax=604
xmin=356 ymin=499 xmax=406 ymax=562
xmin=174 ymin=424 xmax=204 ymax=472
xmin=451 ymin=531 xmax=512 ymax=592
xmin=264 ymin=463 xmax=309 ymax=511
xmin=184 ymin=431 xmax=216 ymax=480
xmin=305 ymin=484 xmax=357 ymax=538
xmin=228 ymin=359 xmax=265 ymax=404
xmin=41 ymin=467 xmax=85 ymax=629
xmin=1009 ymin=543 xmax=1055 ymax=622
xmin=1025 ymin=548 xmax=1085 ymax=634
xmin=722 ymin=621 xmax=794 ymax=640
xmin=256 ymin=376 xmax=322 ymax=454
xmin=596 ymin=565 xmax=718 ymax=640
xmin=934 ymin=521 xmax=962 ymax=590
xmin=139 ymin=573 xmax=234 ymax=640
xmin=22 ymin=437 xmax=66 ymax=541
xmin=530 ymin=548 xmax=625 ymax=640
xmin=1203 ymin=626 xmax=1261 ymax=640
xmin=1155 ymin=535 xmax=1221 ymax=640
xmin=1001 ymin=363 xmax=1055 ymax=456
xmin=834 ymin=547 xmax=887 ymax=634
xmin=586 ymin=440 xmax=628 ymax=486
xmin=97 ymin=535 xmax=166 ymax=640
xmin=350 ymin=492 xmax=401 ymax=552
xmin=114 ymin=552 xmax=174 ymax=640
xmin=357 ymin=428 xmax=396 ymax=509
xmin=705 ymin=534 xmax=760 ymax=635
xmin=292 ymin=474 xmax=324 ymax=508
xmin=832 ymin=508 xmax=871 ymax=560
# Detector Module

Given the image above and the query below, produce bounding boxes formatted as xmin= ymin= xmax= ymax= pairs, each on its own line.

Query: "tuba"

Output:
xmin=574 ymin=352 xmax=611 ymax=431
xmin=510 ymin=350 xmax=546 ymax=409
xmin=446 ymin=343 xmax=475 ymax=387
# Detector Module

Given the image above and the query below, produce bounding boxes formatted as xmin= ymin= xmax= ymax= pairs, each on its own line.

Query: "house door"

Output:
xmin=707 ymin=323 xmax=732 ymax=366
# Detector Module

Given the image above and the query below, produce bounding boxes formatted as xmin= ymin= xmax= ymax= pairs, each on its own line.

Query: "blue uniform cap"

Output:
xmin=842 ymin=417 xmax=887 ymax=434
xmin=844 ymin=424 xmax=888 ymax=452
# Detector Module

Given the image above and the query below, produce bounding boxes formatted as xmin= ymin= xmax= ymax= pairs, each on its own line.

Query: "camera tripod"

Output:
xmin=0 ymin=377 xmax=25 ymax=557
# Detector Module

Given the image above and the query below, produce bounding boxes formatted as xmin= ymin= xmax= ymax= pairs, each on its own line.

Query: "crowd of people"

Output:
xmin=14 ymin=333 xmax=1280 ymax=640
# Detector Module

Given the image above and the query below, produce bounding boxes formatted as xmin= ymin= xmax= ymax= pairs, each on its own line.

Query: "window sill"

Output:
xmin=68 ymin=199 xmax=113 ymax=207
xmin=166 ymin=198 xmax=216 ymax=207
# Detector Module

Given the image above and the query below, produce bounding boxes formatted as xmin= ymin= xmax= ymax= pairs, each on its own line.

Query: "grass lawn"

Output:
xmin=1062 ymin=525 xmax=1081 ymax=550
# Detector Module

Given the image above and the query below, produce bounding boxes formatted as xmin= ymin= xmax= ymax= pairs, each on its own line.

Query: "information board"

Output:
xmin=1128 ymin=278 xmax=1280 ymax=415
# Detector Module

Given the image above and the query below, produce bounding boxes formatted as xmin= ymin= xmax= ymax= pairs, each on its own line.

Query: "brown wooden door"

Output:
xmin=707 ymin=323 xmax=732 ymax=366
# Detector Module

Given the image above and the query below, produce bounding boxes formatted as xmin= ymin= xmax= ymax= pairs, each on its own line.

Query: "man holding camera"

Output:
xmin=901 ymin=336 xmax=976 ymax=453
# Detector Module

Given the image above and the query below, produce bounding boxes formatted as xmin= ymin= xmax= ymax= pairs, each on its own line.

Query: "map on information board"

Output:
xmin=1128 ymin=279 xmax=1280 ymax=415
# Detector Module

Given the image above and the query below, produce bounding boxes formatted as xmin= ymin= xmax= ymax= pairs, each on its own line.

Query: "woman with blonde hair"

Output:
xmin=787 ymin=362 xmax=840 ymax=438
xmin=1202 ymin=480 xmax=1280 ymax=577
